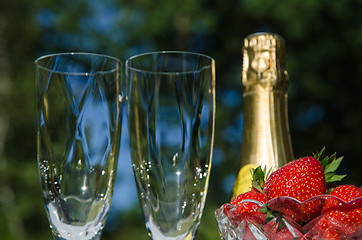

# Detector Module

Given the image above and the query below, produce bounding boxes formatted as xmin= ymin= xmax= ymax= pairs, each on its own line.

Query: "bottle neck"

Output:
xmin=240 ymin=87 xmax=294 ymax=169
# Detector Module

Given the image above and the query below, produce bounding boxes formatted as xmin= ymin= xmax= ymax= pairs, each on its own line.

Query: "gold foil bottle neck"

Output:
xmin=242 ymin=32 xmax=288 ymax=93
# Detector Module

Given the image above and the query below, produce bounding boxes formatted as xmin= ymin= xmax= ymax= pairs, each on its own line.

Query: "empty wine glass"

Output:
xmin=35 ymin=52 xmax=123 ymax=240
xmin=126 ymin=51 xmax=216 ymax=240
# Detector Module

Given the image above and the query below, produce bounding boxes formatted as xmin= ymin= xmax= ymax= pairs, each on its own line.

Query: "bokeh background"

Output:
xmin=1 ymin=0 xmax=362 ymax=239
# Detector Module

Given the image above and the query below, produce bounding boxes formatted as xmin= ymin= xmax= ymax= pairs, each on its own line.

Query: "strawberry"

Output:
xmin=263 ymin=156 xmax=326 ymax=223
xmin=263 ymin=148 xmax=346 ymax=223
xmin=230 ymin=188 xmax=267 ymax=225
xmin=337 ymin=185 xmax=360 ymax=199
xmin=264 ymin=156 xmax=325 ymax=202
xmin=323 ymin=184 xmax=362 ymax=212
xmin=305 ymin=215 xmax=347 ymax=240
xmin=322 ymin=185 xmax=362 ymax=237
xmin=226 ymin=167 xmax=268 ymax=226
xmin=231 ymin=188 xmax=267 ymax=214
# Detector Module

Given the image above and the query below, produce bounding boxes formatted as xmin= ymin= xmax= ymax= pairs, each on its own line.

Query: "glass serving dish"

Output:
xmin=215 ymin=195 xmax=362 ymax=240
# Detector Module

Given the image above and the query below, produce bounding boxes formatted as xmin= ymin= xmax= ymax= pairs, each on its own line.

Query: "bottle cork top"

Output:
xmin=242 ymin=32 xmax=289 ymax=93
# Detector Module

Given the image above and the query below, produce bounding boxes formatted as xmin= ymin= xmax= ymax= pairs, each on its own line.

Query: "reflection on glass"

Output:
xmin=35 ymin=52 xmax=123 ymax=240
xmin=126 ymin=51 xmax=216 ymax=240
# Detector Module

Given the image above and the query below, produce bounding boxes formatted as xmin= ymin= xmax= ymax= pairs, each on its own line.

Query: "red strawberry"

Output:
xmin=323 ymin=184 xmax=362 ymax=212
xmin=263 ymin=149 xmax=346 ymax=223
xmin=231 ymin=188 xmax=267 ymax=213
xmin=230 ymin=188 xmax=267 ymax=225
xmin=268 ymin=224 xmax=301 ymax=240
xmin=322 ymin=185 xmax=362 ymax=237
xmin=263 ymin=156 xmax=326 ymax=223
xmin=223 ymin=167 xmax=268 ymax=228
xmin=306 ymin=215 xmax=347 ymax=240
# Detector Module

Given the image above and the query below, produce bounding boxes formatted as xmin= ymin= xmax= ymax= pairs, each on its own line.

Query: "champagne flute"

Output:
xmin=126 ymin=51 xmax=216 ymax=240
xmin=35 ymin=52 xmax=123 ymax=240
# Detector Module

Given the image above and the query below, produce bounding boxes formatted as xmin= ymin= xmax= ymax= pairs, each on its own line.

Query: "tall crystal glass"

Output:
xmin=35 ymin=52 xmax=123 ymax=240
xmin=126 ymin=51 xmax=216 ymax=240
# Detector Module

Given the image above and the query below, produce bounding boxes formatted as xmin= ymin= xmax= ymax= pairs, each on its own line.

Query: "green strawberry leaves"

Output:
xmin=251 ymin=166 xmax=265 ymax=193
xmin=251 ymin=166 xmax=273 ymax=194
xmin=313 ymin=147 xmax=346 ymax=187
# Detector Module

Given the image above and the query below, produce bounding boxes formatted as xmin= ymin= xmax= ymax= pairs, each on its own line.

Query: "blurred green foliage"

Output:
xmin=1 ymin=0 xmax=362 ymax=239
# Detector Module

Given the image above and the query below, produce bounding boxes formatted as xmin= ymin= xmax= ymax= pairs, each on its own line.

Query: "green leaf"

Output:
xmin=324 ymin=156 xmax=343 ymax=173
xmin=252 ymin=181 xmax=263 ymax=193
xmin=326 ymin=174 xmax=347 ymax=183
xmin=265 ymin=167 xmax=274 ymax=180
xmin=252 ymin=166 xmax=265 ymax=192
xmin=313 ymin=147 xmax=325 ymax=161
xmin=321 ymin=156 xmax=329 ymax=170
xmin=258 ymin=205 xmax=269 ymax=214
xmin=278 ymin=218 xmax=286 ymax=231
xmin=265 ymin=211 xmax=276 ymax=224
xmin=324 ymin=172 xmax=334 ymax=181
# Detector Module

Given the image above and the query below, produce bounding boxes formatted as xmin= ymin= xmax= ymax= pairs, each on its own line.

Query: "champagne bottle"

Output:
xmin=232 ymin=32 xmax=294 ymax=198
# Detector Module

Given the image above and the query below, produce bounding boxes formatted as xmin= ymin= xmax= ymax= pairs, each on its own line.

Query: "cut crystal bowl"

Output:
xmin=215 ymin=195 xmax=362 ymax=240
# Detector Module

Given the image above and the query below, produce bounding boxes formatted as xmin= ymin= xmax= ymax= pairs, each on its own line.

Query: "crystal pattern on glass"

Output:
xmin=215 ymin=195 xmax=362 ymax=240
xmin=35 ymin=53 xmax=122 ymax=240
xmin=126 ymin=52 xmax=216 ymax=240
